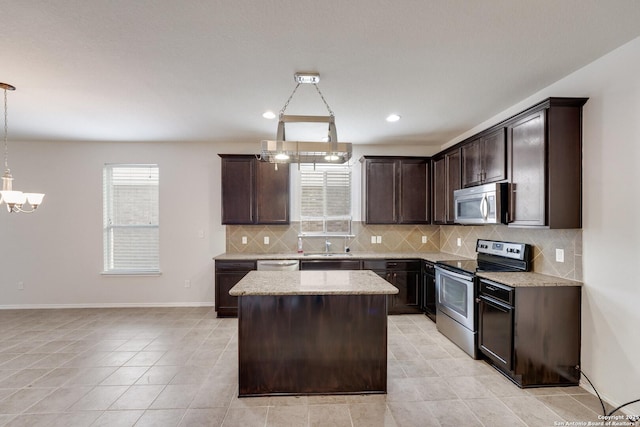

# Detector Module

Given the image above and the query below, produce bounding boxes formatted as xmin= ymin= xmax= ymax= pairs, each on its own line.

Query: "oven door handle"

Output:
xmin=436 ymin=267 xmax=473 ymax=282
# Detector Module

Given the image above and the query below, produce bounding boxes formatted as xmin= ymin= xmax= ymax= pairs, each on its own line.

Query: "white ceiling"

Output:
xmin=2 ymin=0 xmax=640 ymax=147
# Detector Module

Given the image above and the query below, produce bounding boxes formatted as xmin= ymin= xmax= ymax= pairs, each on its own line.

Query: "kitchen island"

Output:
xmin=229 ymin=270 xmax=398 ymax=397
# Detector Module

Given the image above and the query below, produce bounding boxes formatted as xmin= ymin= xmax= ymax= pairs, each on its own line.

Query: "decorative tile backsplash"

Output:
xmin=226 ymin=222 xmax=440 ymax=254
xmin=440 ymin=225 xmax=582 ymax=281
xmin=226 ymin=223 xmax=582 ymax=281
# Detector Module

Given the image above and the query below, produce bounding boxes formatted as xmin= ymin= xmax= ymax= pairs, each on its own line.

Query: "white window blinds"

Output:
xmin=103 ymin=164 xmax=160 ymax=274
xmin=299 ymin=165 xmax=352 ymax=235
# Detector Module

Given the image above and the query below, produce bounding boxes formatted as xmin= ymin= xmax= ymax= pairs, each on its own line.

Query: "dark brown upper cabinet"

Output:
xmin=432 ymin=148 xmax=461 ymax=224
xmin=360 ymin=157 xmax=430 ymax=224
xmin=462 ymin=128 xmax=506 ymax=188
xmin=219 ymin=155 xmax=290 ymax=225
xmin=507 ymin=98 xmax=587 ymax=228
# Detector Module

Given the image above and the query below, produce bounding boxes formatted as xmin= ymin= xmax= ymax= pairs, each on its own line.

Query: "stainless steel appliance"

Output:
xmin=435 ymin=239 xmax=532 ymax=358
xmin=256 ymin=260 xmax=299 ymax=271
xmin=454 ymin=182 xmax=509 ymax=225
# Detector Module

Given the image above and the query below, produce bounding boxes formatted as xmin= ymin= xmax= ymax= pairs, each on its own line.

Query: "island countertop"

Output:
xmin=229 ymin=270 xmax=400 ymax=296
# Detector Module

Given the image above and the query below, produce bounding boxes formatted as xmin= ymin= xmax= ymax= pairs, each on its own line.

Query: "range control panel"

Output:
xmin=476 ymin=239 xmax=528 ymax=260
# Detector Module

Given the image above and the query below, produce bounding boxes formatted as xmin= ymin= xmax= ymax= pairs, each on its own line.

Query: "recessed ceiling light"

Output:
xmin=386 ymin=114 xmax=401 ymax=122
xmin=262 ymin=111 xmax=276 ymax=119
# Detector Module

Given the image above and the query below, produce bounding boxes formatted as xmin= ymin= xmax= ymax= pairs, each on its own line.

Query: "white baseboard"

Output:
xmin=580 ymin=379 xmax=639 ymax=418
xmin=0 ymin=302 xmax=215 ymax=310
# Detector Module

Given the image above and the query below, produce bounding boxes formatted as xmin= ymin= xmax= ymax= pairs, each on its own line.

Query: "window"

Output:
xmin=103 ymin=164 xmax=159 ymax=274
xmin=299 ymin=164 xmax=352 ymax=235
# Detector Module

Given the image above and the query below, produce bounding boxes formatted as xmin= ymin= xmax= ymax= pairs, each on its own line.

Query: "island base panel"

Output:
xmin=238 ymin=294 xmax=388 ymax=396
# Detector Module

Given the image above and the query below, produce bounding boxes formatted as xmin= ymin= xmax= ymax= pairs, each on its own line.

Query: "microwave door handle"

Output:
xmin=480 ymin=195 xmax=488 ymax=219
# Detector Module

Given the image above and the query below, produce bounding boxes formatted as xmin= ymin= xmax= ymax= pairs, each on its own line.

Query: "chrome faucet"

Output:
xmin=324 ymin=239 xmax=332 ymax=253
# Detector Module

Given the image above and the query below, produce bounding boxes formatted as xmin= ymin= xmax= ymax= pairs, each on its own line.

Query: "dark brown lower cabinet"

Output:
xmin=478 ymin=278 xmax=581 ymax=387
xmin=214 ymin=260 xmax=256 ymax=318
xmin=420 ymin=261 xmax=436 ymax=321
xmin=237 ymin=294 xmax=388 ymax=396
xmin=363 ymin=260 xmax=421 ymax=315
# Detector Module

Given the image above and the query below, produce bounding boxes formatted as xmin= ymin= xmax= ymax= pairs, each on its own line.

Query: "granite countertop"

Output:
xmin=214 ymin=251 xmax=472 ymax=263
xmin=229 ymin=270 xmax=400 ymax=296
xmin=476 ymin=271 xmax=583 ymax=287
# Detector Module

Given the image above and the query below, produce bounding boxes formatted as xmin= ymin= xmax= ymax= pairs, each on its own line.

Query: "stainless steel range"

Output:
xmin=435 ymin=239 xmax=532 ymax=358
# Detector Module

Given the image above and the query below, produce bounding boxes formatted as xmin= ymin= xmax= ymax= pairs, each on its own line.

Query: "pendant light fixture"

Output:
xmin=260 ymin=72 xmax=352 ymax=164
xmin=0 ymin=83 xmax=45 ymax=213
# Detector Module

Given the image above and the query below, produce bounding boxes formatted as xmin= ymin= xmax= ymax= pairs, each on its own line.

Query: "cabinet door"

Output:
xmin=422 ymin=262 xmax=436 ymax=316
xmin=432 ymin=157 xmax=446 ymax=224
xmin=399 ymin=159 xmax=429 ymax=224
xmin=461 ymin=139 xmax=483 ymax=187
xmin=509 ymin=112 xmax=546 ymax=226
xmin=364 ymin=159 xmax=398 ymax=224
xmin=215 ymin=271 xmax=248 ymax=317
xmin=255 ymin=161 xmax=290 ymax=224
xmin=478 ymin=296 xmax=514 ymax=371
xmin=445 ymin=150 xmax=461 ymax=223
xmin=388 ymin=270 xmax=421 ymax=314
xmin=221 ymin=157 xmax=254 ymax=224
xmin=482 ymin=129 xmax=507 ymax=184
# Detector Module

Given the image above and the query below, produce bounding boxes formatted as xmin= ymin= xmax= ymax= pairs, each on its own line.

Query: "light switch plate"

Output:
xmin=370 ymin=236 xmax=376 ymax=244
xmin=457 ymin=238 xmax=462 ymax=247
xmin=376 ymin=236 xmax=382 ymax=244
xmin=556 ymin=249 xmax=565 ymax=263
xmin=422 ymin=236 xmax=428 ymax=244
xmin=263 ymin=236 xmax=269 ymax=245
xmin=241 ymin=236 xmax=247 ymax=245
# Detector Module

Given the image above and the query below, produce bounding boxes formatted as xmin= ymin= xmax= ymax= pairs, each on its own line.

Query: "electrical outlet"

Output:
xmin=457 ymin=238 xmax=462 ymax=247
xmin=17 ymin=281 xmax=24 ymax=290
xmin=556 ymin=249 xmax=565 ymax=263
xmin=376 ymin=236 xmax=382 ymax=244
xmin=184 ymin=280 xmax=191 ymax=288
xmin=263 ymin=236 xmax=269 ymax=245
xmin=198 ymin=230 xmax=205 ymax=239
xmin=370 ymin=236 xmax=376 ymax=244
xmin=241 ymin=236 xmax=247 ymax=245
xmin=421 ymin=236 xmax=428 ymax=244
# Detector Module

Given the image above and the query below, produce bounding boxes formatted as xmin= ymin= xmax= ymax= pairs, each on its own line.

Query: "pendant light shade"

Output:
xmin=260 ymin=73 xmax=352 ymax=164
xmin=0 ymin=82 xmax=45 ymax=213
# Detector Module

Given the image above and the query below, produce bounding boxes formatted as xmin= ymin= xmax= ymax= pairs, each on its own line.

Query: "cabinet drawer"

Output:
xmin=479 ymin=279 xmax=513 ymax=305
xmin=362 ymin=260 xmax=387 ymax=271
xmin=385 ymin=260 xmax=420 ymax=271
xmin=300 ymin=260 xmax=362 ymax=270
xmin=215 ymin=260 xmax=257 ymax=272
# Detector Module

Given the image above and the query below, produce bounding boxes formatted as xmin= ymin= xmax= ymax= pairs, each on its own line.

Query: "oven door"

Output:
xmin=435 ymin=267 xmax=475 ymax=330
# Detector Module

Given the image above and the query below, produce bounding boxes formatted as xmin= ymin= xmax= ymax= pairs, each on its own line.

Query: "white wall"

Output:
xmin=0 ymin=140 xmax=250 ymax=307
xmin=441 ymin=36 xmax=640 ymax=415
xmin=0 ymin=140 xmax=434 ymax=308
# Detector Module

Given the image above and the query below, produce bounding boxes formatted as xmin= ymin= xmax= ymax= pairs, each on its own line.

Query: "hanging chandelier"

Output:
xmin=260 ymin=72 xmax=352 ymax=164
xmin=0 ymin=83 xmax=45 ymax=213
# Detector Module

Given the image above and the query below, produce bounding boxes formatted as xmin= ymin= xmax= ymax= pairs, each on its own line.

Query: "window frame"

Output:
xmin=102 ymin=163 xmax=161 ymax=275
xmin=298 ymin=164 xmax=353 ymax=237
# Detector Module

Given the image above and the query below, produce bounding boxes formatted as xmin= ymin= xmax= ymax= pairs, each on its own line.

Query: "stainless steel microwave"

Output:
xmin=453 ymin=182 xmax=509 ymax=225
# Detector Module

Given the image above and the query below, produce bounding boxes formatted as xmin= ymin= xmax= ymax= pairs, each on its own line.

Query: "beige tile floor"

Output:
xmin=0 ymin=307 xmax=624 ymax=427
